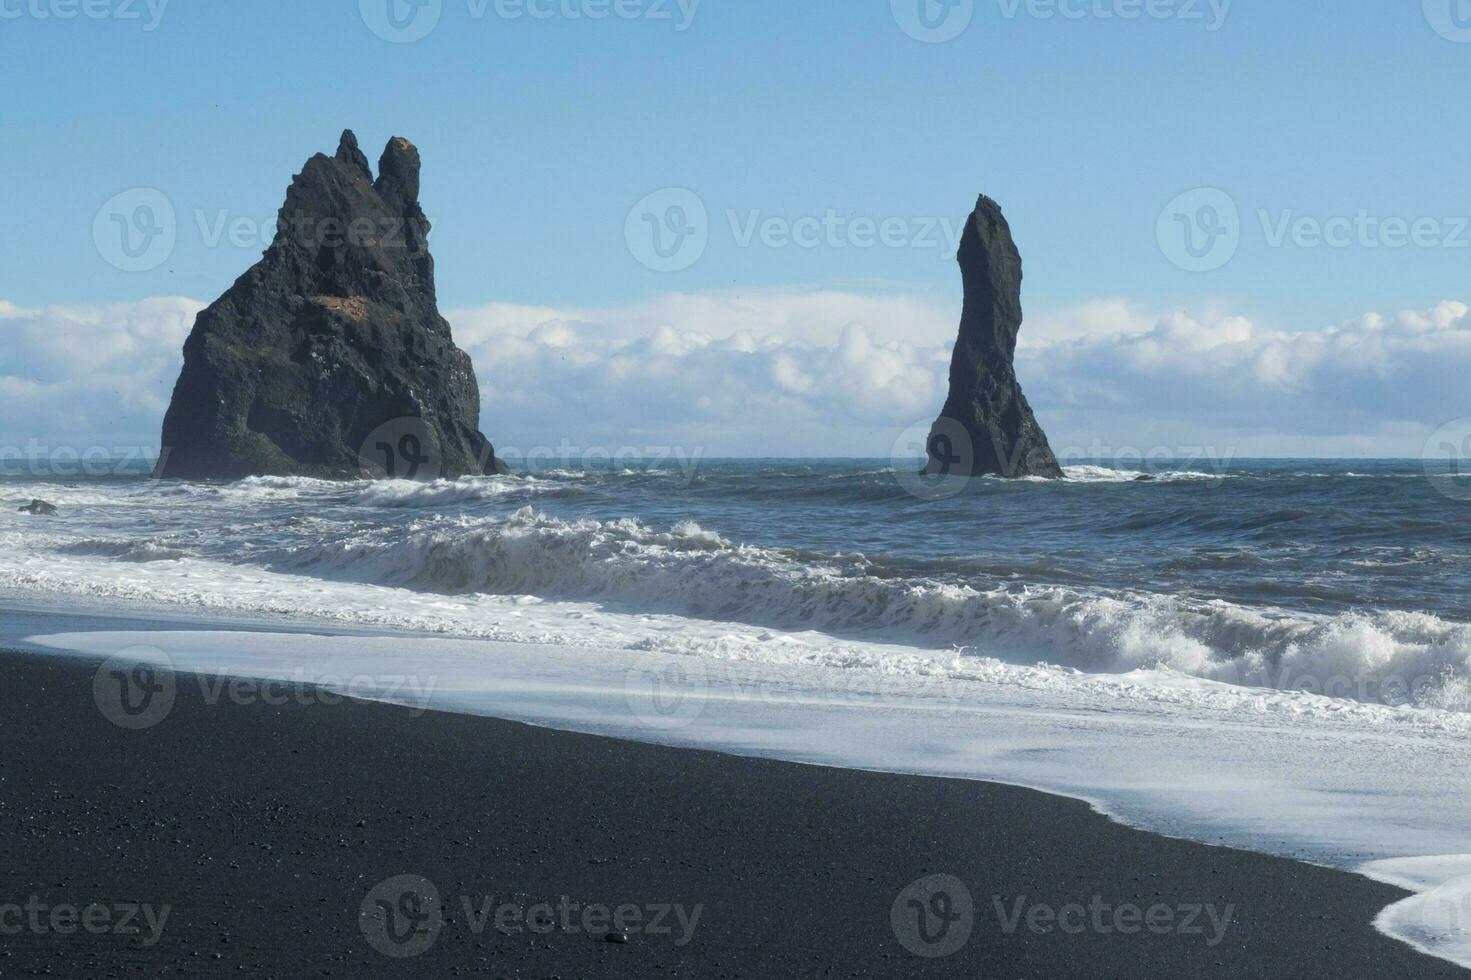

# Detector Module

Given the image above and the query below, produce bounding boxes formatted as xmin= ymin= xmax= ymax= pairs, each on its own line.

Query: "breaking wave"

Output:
xmin=266 ymin=507 xmax=1471 ymax=710
xmin=350 ymin=476 xmax=574 ymax=508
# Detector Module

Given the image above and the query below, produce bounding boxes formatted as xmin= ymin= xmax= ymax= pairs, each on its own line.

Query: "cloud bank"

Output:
xmin=0 ymin=297 xmax=201 ymax=452
xmin=1 ymin=290 xmax=1466 ymax=459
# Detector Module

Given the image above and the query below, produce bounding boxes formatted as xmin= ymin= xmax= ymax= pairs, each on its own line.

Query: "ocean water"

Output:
xmin=6 ymin=456 xmax=1471 ymax=967
xmin=5 ymin=457 xmax=1471 ymax=710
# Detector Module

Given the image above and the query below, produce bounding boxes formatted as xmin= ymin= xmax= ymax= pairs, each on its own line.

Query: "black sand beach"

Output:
xmin=0 ymin=648 xmax=1459 ymax=979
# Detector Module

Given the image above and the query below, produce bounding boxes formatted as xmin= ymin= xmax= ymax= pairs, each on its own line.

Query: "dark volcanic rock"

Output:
xmin=925 ymin=195 xmax=1063 ymax=480
xmin=156 ymin=130 xmax=506 ymax=481
xmin=19 ymin=499 xmax=58 ymax=516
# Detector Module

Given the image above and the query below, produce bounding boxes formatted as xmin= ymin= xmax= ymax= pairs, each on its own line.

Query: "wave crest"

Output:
xmin=267 ymin=508 xmax=1471 ymax=709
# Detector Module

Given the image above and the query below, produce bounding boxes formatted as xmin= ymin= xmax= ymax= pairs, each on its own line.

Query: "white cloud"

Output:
xmin=449 ymin=286 xmax=957 ymax=349
xmin=447 ymin=287 xmax=954 ymax=456
xmin=1022 ymin=297 xmax=1157 ymax=347
xmin=451 ymin=290 xmax=1471 ymax=458
xmin=1022 ymin=300 xmax=1471 ymax=457
xmin=0 ymin=297 xmax=201 ymax=451
xmin=1 ymin=290 xmax=1467 ymax=460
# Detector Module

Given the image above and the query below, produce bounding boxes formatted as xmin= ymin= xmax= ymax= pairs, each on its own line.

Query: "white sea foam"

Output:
xmin=1060 ymin=464 xmax=1225 ymax=483
xmin=1364 ymin=856 xmax=1471 ymax=969
xmin=217 ymin=475 xmax=341 ymax=500
xmin=350 ymin=476 xmax=564 ymax=508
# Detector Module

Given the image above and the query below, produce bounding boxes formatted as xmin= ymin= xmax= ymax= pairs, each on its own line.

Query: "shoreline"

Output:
xmin=1 ymin=647 xmax=1463 ymax=977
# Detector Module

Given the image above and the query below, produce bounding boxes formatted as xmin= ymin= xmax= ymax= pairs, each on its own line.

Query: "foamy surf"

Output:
xmin=7 ymin=468 xmax=1471 ymax=711
xmin=1060 ymin=464 xmax=1227 ymax=483
xmin=1365 ymin=856 xmax=1471 ymax=969
xmin=250 ymin=506 xmax=1471 ymax=708
xmin=10 ymin=514 xmax=1471 ymax=711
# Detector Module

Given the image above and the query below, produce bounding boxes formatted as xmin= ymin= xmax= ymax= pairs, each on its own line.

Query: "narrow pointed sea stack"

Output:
xmin=156 ymin=131 xmax=505 ymax=480
xmin=925 ymin=195 xmax=1063 ymax=480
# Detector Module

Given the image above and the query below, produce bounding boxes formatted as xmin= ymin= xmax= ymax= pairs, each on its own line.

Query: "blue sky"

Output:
xmin=2 ymin=0 xmax=1470 ymax=457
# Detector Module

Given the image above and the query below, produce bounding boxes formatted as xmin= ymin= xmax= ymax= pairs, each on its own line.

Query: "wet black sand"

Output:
xmin=0 ymin=648 xmax=1459 ymax=978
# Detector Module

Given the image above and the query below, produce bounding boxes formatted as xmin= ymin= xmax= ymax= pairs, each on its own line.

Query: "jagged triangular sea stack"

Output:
xmin=925 ymin=195 xmax=1062 ymax=480
xmin=156 ymin=131 xmax=505 ymax=480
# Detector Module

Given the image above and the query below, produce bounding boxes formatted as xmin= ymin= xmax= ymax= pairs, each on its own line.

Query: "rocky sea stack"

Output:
xmin=156 ymin=131 xmax=505 ymax=481
xmin=925 ymin=195 xmax=1063 ymax=480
